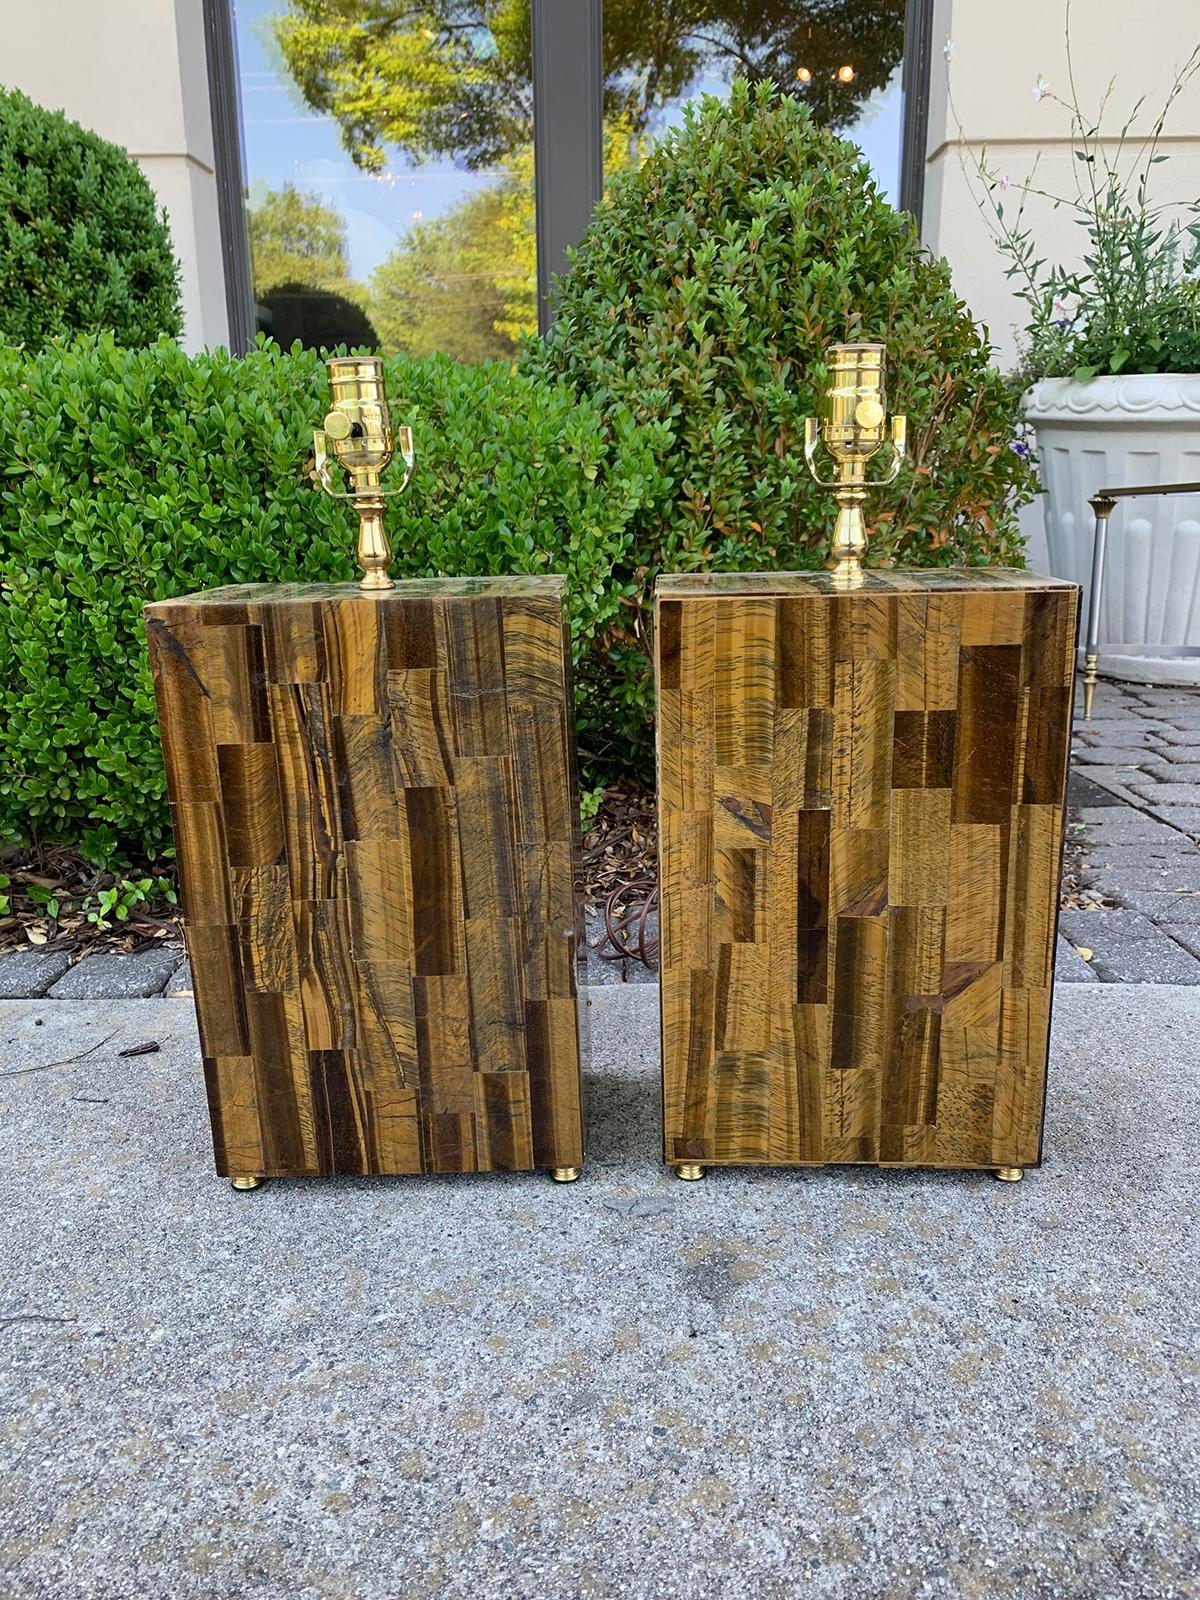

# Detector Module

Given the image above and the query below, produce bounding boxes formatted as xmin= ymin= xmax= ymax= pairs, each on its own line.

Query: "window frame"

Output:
xmin=531 ymin=0 xmax=604 ymax=333
xmin=900 ymin=0 xmax=935 ymax=227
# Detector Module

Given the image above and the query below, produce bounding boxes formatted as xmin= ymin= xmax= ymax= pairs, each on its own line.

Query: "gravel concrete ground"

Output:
xmin=2 ymin=986 xmax=1198 ymax=1600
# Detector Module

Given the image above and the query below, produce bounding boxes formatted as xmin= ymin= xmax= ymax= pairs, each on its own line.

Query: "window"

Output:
xmin=231 ymin=0 xmax=538 ymax=360
xmin=218 ymin=1 xmax=931 ymax=355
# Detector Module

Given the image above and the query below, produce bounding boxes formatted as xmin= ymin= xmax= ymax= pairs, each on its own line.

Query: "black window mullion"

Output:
xmin=204 ymin=0 xmax=256 ymax=354
xmin=531 ymin=0 xmax=605 ymax=336
xmin=899 ymin=0 xmax=935 ymax=229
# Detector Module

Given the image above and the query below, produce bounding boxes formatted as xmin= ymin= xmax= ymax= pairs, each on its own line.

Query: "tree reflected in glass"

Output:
xmin=254 ymin=1 xmax=905 ymax=360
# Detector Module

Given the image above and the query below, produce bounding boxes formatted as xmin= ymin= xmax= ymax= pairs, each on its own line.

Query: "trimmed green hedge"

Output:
xmin=0 ymin=87 xmax=182 ymax=351
xmin=0 ymin=336 xmax=666 ymax=861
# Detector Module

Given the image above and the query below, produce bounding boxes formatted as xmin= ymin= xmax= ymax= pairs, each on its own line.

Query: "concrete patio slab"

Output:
xmin=1 ymin=985 xmax=1198 ymax=1600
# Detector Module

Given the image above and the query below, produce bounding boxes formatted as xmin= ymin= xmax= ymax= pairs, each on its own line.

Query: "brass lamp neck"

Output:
xmin=804 ymin=341 xmax=906 ymax=588
xmin=312 ymin=355 xmax=415 ymax=591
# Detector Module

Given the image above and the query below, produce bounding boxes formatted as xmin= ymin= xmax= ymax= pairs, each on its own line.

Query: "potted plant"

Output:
xmin=962 ymin=31 xmax=1200 ymax=676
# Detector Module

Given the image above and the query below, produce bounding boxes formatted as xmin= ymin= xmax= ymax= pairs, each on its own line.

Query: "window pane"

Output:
xmin=602 ymin=2 xmax=906 ymax=200
xmin=232 ymin=0 xmax=536 ymax=360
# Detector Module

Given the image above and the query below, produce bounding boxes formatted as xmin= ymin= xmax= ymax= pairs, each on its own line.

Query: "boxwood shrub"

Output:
xmin=0 ymin=87 xmax=182 ymax=351
xmin=529 ymin=80 xmax=1037 ymax=588
xmin=1 ymin=84 xmax=1041 ymax=863
xmin=0 ymin=336 xmax=667 ymax=862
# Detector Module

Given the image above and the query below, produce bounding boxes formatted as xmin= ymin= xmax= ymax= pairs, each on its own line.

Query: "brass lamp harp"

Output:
xmin=804 ymin=342 xmax=906 ymax=587
xmin=312 ymin=355 xmax=415 ymax=591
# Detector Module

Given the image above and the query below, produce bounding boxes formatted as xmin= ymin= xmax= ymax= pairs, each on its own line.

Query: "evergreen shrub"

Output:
xmin=528 ymin=81 xmax=1038 ymax=767
xmin=0 ymin=87 xmax=182 ymax=350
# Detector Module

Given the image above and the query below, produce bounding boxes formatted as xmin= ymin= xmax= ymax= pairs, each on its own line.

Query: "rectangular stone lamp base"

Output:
xmin=146 ymin=578 xmax=585 ymax=1179
xmin=656 ymin=569 xmax=1079 ymax=1172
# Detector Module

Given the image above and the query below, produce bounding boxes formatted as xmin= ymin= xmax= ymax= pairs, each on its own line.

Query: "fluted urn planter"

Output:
xmin=1025 ymin=373 xmax=1200 ymax=684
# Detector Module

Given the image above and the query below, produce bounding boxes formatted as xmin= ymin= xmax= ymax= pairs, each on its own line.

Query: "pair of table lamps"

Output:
xmin=148 ymin=341 xmax=1074 ymax=1189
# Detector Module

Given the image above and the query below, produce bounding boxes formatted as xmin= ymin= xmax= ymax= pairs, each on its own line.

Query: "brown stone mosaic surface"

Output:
xmin=146 ymin=577 xmax=584 ymax=1178
xmin=657 ymin=569 xmax=1079 ymax=1170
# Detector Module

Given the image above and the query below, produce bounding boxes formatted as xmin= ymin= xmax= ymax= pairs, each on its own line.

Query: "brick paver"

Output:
xmin=1072 ymin=678 xmax=1200 ymax=980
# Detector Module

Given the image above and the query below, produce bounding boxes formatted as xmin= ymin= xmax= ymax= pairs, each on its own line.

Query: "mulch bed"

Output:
xmin=0 ymin=843 xmax=182 ymax=960
xmin=581 ymin=784 xmax=660 ymax=969
xmin=581 ymin=784 xmax=657 ymax=906
xmin=0 ymin=788 xmax=663 ymax=962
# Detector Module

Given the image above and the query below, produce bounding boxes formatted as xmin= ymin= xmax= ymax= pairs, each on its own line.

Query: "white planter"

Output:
xmin=1025 ymin=373 xmax=1200 ymax=683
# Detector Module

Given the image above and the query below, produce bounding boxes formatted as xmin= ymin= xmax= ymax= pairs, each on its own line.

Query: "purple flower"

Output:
xmin=1011 ymin=440 xmax=1031 ymax=458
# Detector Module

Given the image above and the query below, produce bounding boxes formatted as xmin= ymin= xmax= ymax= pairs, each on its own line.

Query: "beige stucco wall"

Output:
xmin=923 ymin=0 xmax=1200 ymax=571
xmin=924 ymin=0 xmax=1200 ymax=372
xmin=3 ymin=0 xmax=228 ymax=352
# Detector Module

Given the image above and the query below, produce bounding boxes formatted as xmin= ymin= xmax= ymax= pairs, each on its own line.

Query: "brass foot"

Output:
xmin=1083 ymin=651 xmax=1099 ymax=721
xmin=550 ymin=1166 xmax=581 ymax=1184
xmin=993 ymin=1166 xmax=1024 ymax=1183
xmin=230 ymin=1175 xmax=265 ymax=1192
xmin=675 ymin=1162 xmax=706 ymax=1181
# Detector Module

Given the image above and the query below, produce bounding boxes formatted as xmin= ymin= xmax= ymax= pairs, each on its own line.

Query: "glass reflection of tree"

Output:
xmin=250 ymin=186 xmax=351 ymax=294
xmin=272 ymin=1 xmax=904 ymax=359
xmin=249 ymin=184 xmax=382 ymax=350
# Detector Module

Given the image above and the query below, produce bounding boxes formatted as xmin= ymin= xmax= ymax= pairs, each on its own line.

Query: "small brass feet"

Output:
xmin=993 ymin=1166 xmax=1024 ymax=1183
xmin=675 ymin=1163 xmax=706 ymax=1181
xmin=550 ymin=1166 xmax=581 ymax=1184
xmin=230 ymin=1175 xmax=265 ymax=1192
